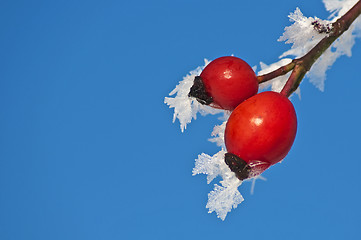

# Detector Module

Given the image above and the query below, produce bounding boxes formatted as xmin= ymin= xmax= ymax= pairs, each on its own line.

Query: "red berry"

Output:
xmin=225 ymin=91 xmax=297 ymax=172
xmin=199 ymin=56 xmax=259 ymax=110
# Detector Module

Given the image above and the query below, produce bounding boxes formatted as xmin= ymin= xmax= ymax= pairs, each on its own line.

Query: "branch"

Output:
xmin=257 ymin=0 xmax=361 ymax=97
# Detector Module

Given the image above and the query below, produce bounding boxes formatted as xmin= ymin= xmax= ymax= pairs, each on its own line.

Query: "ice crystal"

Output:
xmin=206 ymin=181 xmax=243 ymax=221
xmin=278 ymin=8 xmax=331 ymax=58
xmin=249 ymin=175 xmax=267 ymax=195
xmin=324 ymin=0 xmax=360 ymax=18
xmin=208 ymin=120 xmax=228 ymax=148
xmin=266 ymin=1 xmax=361 ymax=92
xmin=164 ymin=59 xmax=224 ymax=132
xmin=193 ymin=148 xmax=267 ymax=220
xmin=192 ymin=150 xmax=243 ymax=220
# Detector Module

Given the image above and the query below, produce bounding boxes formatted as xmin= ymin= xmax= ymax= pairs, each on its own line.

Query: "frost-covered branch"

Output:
xmin=282 ymin=0 xmax=361 ymax=96
xmin=258 ymin=0 xmax=361 ymax=96
xmin=165 ymin=0 xmax=361 ymax=221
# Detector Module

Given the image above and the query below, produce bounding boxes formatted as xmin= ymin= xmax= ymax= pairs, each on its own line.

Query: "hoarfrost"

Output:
xmin=263 ymin=2 xmax=361 ymax=92
xmin=208 ymin=120 xmax=228 ymax=148
xmin=207 ymin=181 xmax=243 ymax=221
xmin=278 ymin=8 xmax=330 ymax=58
xmin=192 ymin=150 xmax=243 ymax=220
xmin=323 ymin=0 xmax=360 ymax=18
xmin=164 ymin=59 xmax=224 ymax=132
xmin=193 ymin=149 xmax=266 ymax=220
xmin=250 ymin=175 xmax=267 ymax=195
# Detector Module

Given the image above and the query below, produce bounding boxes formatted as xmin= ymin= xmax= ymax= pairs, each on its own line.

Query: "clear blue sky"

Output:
xmin=1 ymin=0 xmax=361 ymax=239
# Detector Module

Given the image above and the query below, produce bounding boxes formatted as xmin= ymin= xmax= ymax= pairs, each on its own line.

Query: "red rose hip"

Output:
xmin=189 ymin=56 xmax=259 ymax=110
xmin=224 ymin=91 xmax=297 ymax=179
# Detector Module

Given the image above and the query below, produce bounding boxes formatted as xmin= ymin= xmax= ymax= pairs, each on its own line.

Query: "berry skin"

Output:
xmin=190 ymin=56 xmax=259 ymax=110
xmin=224 ymin=91 xmax=297 ymax=178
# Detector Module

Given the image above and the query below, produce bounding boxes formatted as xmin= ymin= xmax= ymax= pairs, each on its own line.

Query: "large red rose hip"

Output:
xmin=189 ymin=56 xmax=259 ymax=110
xmin=224 ymin=91 xmax=297 ymax=179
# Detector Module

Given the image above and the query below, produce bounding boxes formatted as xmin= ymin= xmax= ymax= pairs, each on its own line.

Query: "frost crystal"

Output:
xmin=208 ymin=119 xmax=228 ymax=148
xmin=323 ymin=0 xmax=360 ymax=18
xmin=192 ymin=150 xmax=243 ymax=220
xmin=164 ymin=59 xmax=224 ymax=132
xmin=193 ymin=149 xmax=266 ymax=220
xmin=307 ymin=0 xmax=361 ymax=91
xmin=278 ymin=8 xmax=331 ymax=58
xmin=261 ymin=1 xmax=361 ymax=92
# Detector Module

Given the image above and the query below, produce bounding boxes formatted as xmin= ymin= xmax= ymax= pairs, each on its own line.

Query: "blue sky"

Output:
xmin=1 ymin=0 xmax=361 ymax=239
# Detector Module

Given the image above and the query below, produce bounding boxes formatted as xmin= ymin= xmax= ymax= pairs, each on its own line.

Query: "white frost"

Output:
xmin=164 ymin=59 xmax=224 ymax=132
xmin=278 ymin=8 xmax=331 ymax=59
xmin=261 ymin=2 xmax=361 ymax=92
xmin=208 ymin=119 xmax=228 ymax=148
xmin=323 ymin=0 xmax=360 ymax=18
xmin=192 ymin=150 xmax=243 ymax=221
xmin=193 ymin=149 xmax=266 ymax=220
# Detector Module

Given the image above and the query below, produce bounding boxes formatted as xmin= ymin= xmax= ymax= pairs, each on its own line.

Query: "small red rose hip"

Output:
xmin=224 ymin=91 xmax=297 ymax=179
xmin=188 ymin=56 xmax=259 ymax=110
